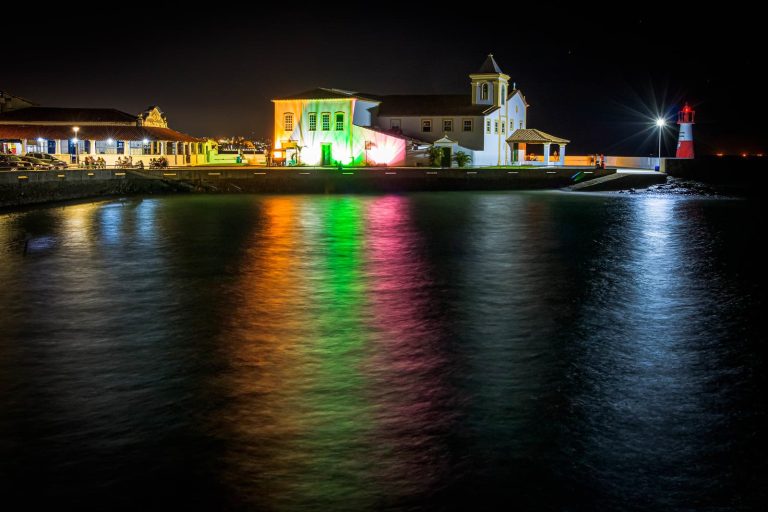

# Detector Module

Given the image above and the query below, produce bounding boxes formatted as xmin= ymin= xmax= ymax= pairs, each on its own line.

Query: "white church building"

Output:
xmin=273 ymin=54 xmax=568 ymax=167
xmin=374 ymin=54 xmax=528 ymax=166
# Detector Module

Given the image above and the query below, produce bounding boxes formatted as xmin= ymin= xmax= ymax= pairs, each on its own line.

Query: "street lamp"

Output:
xmin=72 ymin=126 xmax=80 ymax=165
xmin=655 ymin=118 xmax=665 ymax=170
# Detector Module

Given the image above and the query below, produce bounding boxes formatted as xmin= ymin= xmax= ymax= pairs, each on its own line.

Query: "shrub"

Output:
xmin=453 ymin=151 xmax=472 ymax=168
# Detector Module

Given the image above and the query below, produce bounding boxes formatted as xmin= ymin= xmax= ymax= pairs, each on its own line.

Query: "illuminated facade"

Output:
xmin=272 ymin=90 xmax=407 ymax=166
xmin=0 ymin=104 xmax=211 ymax=166
xmin=273 ymin=54 xmax=529 ymax=167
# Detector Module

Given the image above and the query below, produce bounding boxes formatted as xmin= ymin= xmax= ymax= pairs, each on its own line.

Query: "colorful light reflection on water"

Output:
xmin=0 ymin=192 xmax=766 ymax=511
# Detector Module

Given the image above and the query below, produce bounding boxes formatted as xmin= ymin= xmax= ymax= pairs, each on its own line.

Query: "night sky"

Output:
xmin=4 ymin=7 xmax=762 ymax=155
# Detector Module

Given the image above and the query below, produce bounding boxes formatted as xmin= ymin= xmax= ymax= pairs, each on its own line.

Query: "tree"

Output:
xmin=453 ymin=150 xmax=472 ymax=168
xmin=427 ymin=146 xmax=443 ymax=167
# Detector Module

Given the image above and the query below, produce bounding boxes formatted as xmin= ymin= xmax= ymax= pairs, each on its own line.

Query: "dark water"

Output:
xmin=1 ymin=192 xmax=766 ymax=511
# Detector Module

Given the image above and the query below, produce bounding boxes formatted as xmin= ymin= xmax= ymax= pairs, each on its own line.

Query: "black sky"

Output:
xmin=3 ymin=6 xmax=763 ymax=155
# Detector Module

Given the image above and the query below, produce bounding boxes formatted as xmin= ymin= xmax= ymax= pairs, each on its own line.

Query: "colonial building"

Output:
xmin=0 ymin=99 xmax=212 ymax=166
xmin=375 ymin=54 xmax=529 ymax=166
xmin=272 ymin=90 xmax=407 ymax=167
xmin=272 ymin=54 xmax=567 ymax=167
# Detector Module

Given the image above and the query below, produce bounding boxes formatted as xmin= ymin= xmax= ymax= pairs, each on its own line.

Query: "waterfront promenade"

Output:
xmin=0 ymin=166 xmax=666 ymax=209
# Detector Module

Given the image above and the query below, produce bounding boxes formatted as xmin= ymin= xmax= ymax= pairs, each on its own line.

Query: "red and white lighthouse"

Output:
xmin=676 ymin=103 xmax=695 ymax=159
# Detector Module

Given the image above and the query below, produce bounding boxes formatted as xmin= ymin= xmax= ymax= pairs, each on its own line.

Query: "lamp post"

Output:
xmin=72 ymin=126 xmax=80 ymax=165
xmin=655 ymin=118 xmax=665 ymax=170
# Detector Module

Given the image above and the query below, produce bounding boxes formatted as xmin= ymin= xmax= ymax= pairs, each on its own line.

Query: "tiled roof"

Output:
xmin=274 ymin=88 xmax=382 ymax=102
xmin=506 ymin=128 xmax=570 ymax=144
xmin=0 ymin=124 xmax=202 ymax=142
xmin=376 ymin=95 xmax=497 ymax=116
xmin=0 ymin=107 xmax=138 ymax=123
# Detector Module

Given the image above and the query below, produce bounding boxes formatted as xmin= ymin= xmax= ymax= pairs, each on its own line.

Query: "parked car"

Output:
xmin=0 ymin=154 xmax=34 ymax=170
xmin=19 ymin=155 xmax=56 ymax=170
xmin=0 ymin=156 xmax=16 ymax=171
xmin=26 ymin=152 xmax=68 ymax=169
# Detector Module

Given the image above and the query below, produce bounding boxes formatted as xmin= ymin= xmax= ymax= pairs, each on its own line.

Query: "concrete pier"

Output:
xmin=568 ymin=170 xmax=666 ymax=192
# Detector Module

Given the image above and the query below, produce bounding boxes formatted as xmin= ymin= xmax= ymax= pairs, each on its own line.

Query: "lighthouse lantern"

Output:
xmin=676 ymin=103 xmax=695 ymax=158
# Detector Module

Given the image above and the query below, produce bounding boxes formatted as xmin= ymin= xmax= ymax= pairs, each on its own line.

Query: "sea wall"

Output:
xmin=664 ymin=156 xmax=767 ymax=195
xmin=0 ymin=170 xmax=179 ymax=209
xmin=1 ymin=167 xmax=617 ymax=209
xmin=128 ymin=167 xmax=616 ymax=194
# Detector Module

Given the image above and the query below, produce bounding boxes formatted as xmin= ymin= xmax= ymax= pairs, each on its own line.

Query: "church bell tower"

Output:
xmin=470 ymin=54 xmax=510 ymax=107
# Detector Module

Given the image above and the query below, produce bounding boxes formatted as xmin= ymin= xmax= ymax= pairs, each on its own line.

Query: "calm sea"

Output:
xmin=1 ymin=192 xmax=766 ymax=511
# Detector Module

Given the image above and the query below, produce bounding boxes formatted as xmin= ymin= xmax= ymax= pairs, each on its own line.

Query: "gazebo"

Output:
xmin=506 ymin=128 xmax=570 ymax=166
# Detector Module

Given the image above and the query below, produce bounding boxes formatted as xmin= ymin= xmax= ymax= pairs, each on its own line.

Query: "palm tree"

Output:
xmin=453 ymin=151 xmax=472 ymax=168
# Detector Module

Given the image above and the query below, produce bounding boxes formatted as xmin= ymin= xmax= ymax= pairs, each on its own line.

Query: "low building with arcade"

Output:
xmin=0 ymin=103 xmax=212 ymax=167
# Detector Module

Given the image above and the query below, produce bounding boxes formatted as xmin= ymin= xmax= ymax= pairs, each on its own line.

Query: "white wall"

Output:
xmin=353 ymin=99 xmax=378 ymax=127
xmin=471 ymin=80 xmax=495 ymax=105
xmin=507 ymin=92 xmax=527 ymax=134
xmin=374 ymin=115 xmax=486 ymax=149
xmin=605 ymin=156 xmax=657 ymax=169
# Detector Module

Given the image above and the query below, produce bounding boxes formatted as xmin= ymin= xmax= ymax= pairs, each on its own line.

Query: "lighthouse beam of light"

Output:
xmin=603 ymin=79 xmax=686 ymax=155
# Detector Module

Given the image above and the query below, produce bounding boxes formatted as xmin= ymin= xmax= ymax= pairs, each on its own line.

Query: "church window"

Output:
xmin=463 ymin=119 xmax=473 ymax=132
xmin=481 ymin=83 xmax=489 ymax=100
xmin=422 ymin=119 xmax=432 ymax=133
xmin=335 ymin=112 xmax=344 ymax=131
xmin=501 ymin=121 xmax=505 ymax=134
xmin=321 ymin=112 xmax=330 ymax=131
xmin=443 ymin=119 xmax=453 ymax=132
xmin=510 ymin=120 xmax=514 ymax=132
xmin=501 ymin=85 xmax=506 ymax=105
xmin=515 ymin=105 xmax=519 ymax=114
xmin=485 ymin=119 xmax=491 ymax=134
xmin=390 ymin=119 xmax=401 ymax=130
xmin=519 ymin=120 xmax=523 ymax=129
xmin=283 ymin=112 xmax=294 ymax=131
xmin=494 ymin=121 xmax=498 ymax=133
xmin=308 ymin=112 xmax=317 ymax=131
